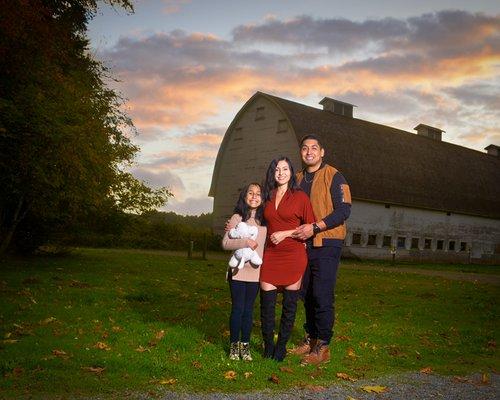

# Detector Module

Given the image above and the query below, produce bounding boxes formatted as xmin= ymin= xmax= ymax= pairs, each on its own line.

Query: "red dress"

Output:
xmin=260 ymin=189 xmax=316 ymax=286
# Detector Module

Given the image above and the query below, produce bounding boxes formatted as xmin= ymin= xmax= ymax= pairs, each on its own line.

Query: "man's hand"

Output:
xmin=246 ymin=239 xmax=258 ymax=250
xmin=292 ymin=224 xmax=314 ymax=240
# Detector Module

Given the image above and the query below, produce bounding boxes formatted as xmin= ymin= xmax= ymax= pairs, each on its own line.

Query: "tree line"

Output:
xmin=68 ymin=210 xmax=221 ymax=252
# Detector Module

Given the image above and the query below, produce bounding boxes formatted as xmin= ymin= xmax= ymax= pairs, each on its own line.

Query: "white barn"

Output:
xmin=209 ymin=92 xmax=500 ymax=263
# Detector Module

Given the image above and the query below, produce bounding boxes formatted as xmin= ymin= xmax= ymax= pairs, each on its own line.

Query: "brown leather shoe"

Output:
xmin=292 ymin=335 xmax=316 ymax=355
xmin=300 ymin=340 xmax=330 ymax=365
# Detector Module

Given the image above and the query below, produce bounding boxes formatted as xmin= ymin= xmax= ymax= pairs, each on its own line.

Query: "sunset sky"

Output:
xmin=88 ymin=0 xmax=500 ymax=215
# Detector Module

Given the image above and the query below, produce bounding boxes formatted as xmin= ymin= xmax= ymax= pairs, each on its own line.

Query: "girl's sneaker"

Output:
xmin=240 ymin=342 xmax=252 ymax=361
xmin=229 ymin=342 xmax=240 ymax=360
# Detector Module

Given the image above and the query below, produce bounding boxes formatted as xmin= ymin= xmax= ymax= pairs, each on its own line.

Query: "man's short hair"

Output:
xmin=300 ymin=134 xmax=323 ymax=148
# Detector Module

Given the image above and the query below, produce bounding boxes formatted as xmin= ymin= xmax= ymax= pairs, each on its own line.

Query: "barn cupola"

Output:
xmin=485 ymin=144 xmax=500 ymax=157
xmin=413 ymin=124 xmax=444 ymax=141
xmin=319 ymin=97 xmax=355 ymax=118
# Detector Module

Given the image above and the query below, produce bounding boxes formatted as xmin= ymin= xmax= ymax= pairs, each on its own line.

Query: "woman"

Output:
xmin=260 ymin=156 xmax=315 ymax=361
xmin=222 ymin=183 xmax=266 ymax=361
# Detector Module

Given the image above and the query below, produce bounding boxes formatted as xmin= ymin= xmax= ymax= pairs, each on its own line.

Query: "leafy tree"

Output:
xmin=0 ymin=0 xmax=172 ymax=254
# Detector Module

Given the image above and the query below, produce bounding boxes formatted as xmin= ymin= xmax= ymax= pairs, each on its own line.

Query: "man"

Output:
xmin=292 ymin=134 xmax=351 ymax=365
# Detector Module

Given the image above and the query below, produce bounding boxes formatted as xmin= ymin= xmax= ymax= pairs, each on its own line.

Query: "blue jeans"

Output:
xmin=301 ymin=246 xmax=341 ymax=344
xmin=228 ymin=275 xmax=259 ymax=343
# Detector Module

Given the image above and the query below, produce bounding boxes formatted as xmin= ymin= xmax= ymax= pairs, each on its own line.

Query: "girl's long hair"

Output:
xmin=233 ymin=182 xmax=265 ymax=225
xmin=263 ymin=156 xmax=300 ymax=202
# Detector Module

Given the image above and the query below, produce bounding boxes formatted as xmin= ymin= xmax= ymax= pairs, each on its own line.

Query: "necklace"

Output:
xmin=303 ymin=171 xmax=314 ymax=183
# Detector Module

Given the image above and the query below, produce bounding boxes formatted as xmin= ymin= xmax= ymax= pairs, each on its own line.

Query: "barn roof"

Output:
xmin=260 ymin=91 xmax=500 ymax=219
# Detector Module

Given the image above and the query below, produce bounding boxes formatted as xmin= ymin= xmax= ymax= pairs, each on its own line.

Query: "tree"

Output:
xmin=0 ymin=0 xmax=172 ymax=254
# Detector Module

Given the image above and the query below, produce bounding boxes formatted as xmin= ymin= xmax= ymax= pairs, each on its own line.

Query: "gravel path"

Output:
xmin=155 ymin=372 xmax=499 ymax=400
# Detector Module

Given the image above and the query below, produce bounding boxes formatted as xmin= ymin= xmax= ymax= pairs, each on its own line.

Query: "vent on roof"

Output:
xmin=414 ymin=124 xmax=444 ymax=141
xmin=319 ymin=97 xmax=355 ymax=118
xmin=485 ymin=144 xmax=499 ymax=157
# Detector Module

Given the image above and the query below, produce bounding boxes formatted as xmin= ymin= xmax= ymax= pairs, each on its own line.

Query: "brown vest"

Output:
xmin=297 ymin=164 xmax=347 ymax=246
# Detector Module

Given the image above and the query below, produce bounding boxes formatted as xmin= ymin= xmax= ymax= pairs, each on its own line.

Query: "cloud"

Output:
xmin=162 ymin=0 xmax=191 ymax=15
xmin=130 ymin=167 xmax=185 ymax=194
xmin=145 ymin=149 xmax=217 ymax=170
xmin=163 ymin=196 xmax=213 ymax=215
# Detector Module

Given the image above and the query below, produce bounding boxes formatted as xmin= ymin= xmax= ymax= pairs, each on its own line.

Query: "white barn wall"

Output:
xmin=345 ymin=200 xmax=500 ymax=262
xmin=212 ymin=96 xmax=301 ymax=232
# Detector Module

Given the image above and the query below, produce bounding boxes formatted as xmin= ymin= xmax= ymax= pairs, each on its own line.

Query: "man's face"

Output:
xmin=300 ymin=138 xmax=324 ymax=169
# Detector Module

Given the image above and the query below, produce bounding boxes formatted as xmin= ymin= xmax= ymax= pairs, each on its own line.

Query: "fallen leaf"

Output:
xmin=453 ymin=376 xmax=469 ymax=383
xmin=93 ymin=342 xmax=111 ymax=351
xmin=12 ymin=367 xmax=24 ymax=376
xmin=347 ymin=397 xmax=359 ymax=400
xmin=191 ymin=361 xmax=202 ymax=369
xmin=336 ymin=335 xmax=351 ymax=341
xmin=336 ymin=372 xmax=357 ymax=382
xmin=420 ymin=367 xmax=433 ymax=374
xmin=112 ymin=326 xmax=123 ymax=332
xmin=481 ymin=373 xmax=490 ymax=384
xmin=2 ymin=339 xmax=18 ymax=344
xmin=4 ymin=332 xmax=12 ymax=339
xmin=159 ymin=378 xmax=177 ymax=385
xmin=268 ymin=374 xmax=280 ymax=384
xmin=135 ymin=345 xmax=149 ymax=353
xmin=347 ymin=347 xmax=357 ymax=358
xmin=279 ymin=366 xmax=294 ymax=373
xmin=244 ymin=372 xmax=253 ymax=379
xmin=155 ymin=330 xmax=165 ymax=340
xmin=224 ymin=370 xmax=237 ymax=380
xmin=487 ymin=340 xmax=496 ymax=348
xmin=361 ymin=385 xmax=387 ymax=393
xmin=82 ymin=366 xmax=105 ymax=374
xmin=40 ymin=317 xmax=56 ymax=325
xmin=52 ymin=349 xmax=69 ymax=358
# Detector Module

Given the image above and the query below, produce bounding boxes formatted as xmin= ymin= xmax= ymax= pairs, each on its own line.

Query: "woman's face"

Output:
xmin=275 ymin=160 xmax=291 ymax=187
xmin=245 ymin=184 xmax=262 ymax=209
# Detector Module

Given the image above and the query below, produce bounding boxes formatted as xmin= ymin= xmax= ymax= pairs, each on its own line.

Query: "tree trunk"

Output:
xmin=0 ymin=196 xmax=26 ymax=255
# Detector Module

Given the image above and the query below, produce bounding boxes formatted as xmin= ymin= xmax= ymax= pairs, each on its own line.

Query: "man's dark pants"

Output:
xmin=301 ymin=245 xmax=342 ymax=344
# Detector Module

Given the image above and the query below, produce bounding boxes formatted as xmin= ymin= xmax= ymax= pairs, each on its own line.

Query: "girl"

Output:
xmin=222 ymin=183 xmax=266 ymax=360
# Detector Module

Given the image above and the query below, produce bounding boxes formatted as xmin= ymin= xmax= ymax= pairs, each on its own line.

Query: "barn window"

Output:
xmin=277 ymin=119 xmax=288 ymax=133
xmin=382 ymin=235 xmax=392 ymax=247
xmin=367 ymin=234 xmax=377 ymax=246
xmin=411 ymin=238 xmax=419 ymax=249
xmin=437 ymin=240 xmax=444 ymax=250
xmin=255 ymin=106 xmax=265 ymax=121
xmin=397 ymin=236 xmax=406 ymax=249
xmin=424 ymin=238 xmax=432 ymax=249
xmin=460 ymin=242 xmax=467 ymax=251
xmin=448 ymin=240 xmax=455 ymax=251
xmin=352 ymin=233 xmax=362 ymax=245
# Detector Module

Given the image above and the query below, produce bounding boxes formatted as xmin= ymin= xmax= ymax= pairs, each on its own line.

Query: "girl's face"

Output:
xmin=275 ymin=160 xmax=291 ymax=187
xmin=245 ymin=184 xmax=262 ymax=209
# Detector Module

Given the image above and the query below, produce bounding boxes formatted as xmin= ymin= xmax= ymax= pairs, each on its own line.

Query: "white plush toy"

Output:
xmin=228 ymin=221 xmax=263 ymax=269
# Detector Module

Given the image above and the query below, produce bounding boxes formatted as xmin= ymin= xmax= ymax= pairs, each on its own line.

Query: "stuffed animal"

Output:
xmin=228 ymin=221 xmax=263 ymax=269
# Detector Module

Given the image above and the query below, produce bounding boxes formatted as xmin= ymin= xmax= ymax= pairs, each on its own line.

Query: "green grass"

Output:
xmin=0 ymin=248 xmax=498 ymax=399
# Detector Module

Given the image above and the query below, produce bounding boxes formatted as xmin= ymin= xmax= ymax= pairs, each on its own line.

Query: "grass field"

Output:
xmin=0 ymin=248 xmax=498 ymax=399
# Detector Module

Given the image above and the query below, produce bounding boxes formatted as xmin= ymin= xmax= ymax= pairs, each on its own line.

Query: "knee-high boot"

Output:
xmin=273 ymin=289 xmax=300 ymax=362
xmin=260 ymin=289 xmax=277 ymax=358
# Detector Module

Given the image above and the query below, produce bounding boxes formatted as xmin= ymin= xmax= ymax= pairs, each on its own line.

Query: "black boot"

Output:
xmin=260 ymin=289 xmax=277 ymax=358
xmin=273 ymin=289 xmax=300 ymax=362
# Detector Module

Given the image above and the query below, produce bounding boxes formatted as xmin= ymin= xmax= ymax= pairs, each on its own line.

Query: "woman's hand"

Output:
xmin=270 ymin=230 xmax=290 ymax=245
xmin=246 ymin=239 xmax=258 ymax=250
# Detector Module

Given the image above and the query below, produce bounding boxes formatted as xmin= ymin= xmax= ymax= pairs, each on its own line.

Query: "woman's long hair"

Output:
xmin=233 ymin=182 xmax=265 ymax=225
xmin=263 ymin=156 xmax=300 ymax=202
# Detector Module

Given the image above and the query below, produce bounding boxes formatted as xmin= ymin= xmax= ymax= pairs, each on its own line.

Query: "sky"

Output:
xmin=88 ymin=0 xmax=500 ymax=215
